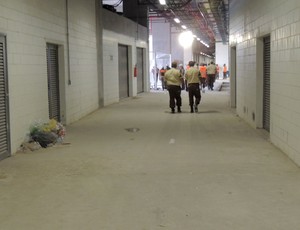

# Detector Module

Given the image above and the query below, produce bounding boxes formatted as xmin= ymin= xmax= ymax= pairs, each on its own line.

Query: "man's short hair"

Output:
xmin=171 ymin=61 xmax=177 ymax=68
xmin=188 ymin=61 xmax=195 ymax=67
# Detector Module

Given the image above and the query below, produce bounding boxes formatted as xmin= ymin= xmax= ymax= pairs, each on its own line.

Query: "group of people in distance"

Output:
xmin=162 ymin=60 xmax=226 ymax=113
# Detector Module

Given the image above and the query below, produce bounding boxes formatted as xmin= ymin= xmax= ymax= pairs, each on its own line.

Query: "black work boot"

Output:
xmin=177 ymin=106 xmax=181 ymax=113
xmin=171 ymin=108 xmax=175 ymax=113
xmin=194 ymin=105 xmax=198 ymax=113
xmin=190 ymin=106 xmax=194 ymax=113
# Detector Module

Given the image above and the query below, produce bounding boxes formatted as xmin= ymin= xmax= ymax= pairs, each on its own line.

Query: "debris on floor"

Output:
xmin=18 ymin=119 xmax=67 ymax=153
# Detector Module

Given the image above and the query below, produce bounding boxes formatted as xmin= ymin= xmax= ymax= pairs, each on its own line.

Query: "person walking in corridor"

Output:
xmin=223 ymin=64 xmax=227 ymax=79
xmin=199 ymin=63 xmax=207 ymax=92
xmin=216 ymin=64 xmax=220 ymax=79
xmin=207 ymin=61 xmax=217 ymax=90
xmin=185 ymin=61 xmax=201 ymax=113
xmin=159 ymin=67 xmax=167 ymax=90
xmin=179 ymin=64 xmax=186 ymax=90
xmin=164 ymin=61 xmax=183 ymax=113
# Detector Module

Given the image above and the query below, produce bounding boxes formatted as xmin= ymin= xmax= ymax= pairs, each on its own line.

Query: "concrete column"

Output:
xmin=183 ymin=45 xmax=193 ymax=66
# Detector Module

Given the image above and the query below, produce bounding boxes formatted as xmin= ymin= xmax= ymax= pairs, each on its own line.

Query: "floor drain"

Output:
xmin=125 ymin=128 xmax=140 ymax=133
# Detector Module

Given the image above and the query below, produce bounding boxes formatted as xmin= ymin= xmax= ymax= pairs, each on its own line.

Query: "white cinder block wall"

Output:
xmin=103 ymin=35 xmax=119 ymax=106
xmin=230 ymin=0 xmax=300 ymax=165
xmin=102 ymin=31 xmax=148 ymax=106
xmin=66 ymin=0 xmax=99 ymax=123
xmin=0 ymin=0 xmax=99 ymax=153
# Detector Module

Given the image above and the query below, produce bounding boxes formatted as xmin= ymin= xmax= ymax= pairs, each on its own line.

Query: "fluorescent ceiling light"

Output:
xmin=159 ymin=0 xmax=166 ymax=5
xmin=181 ymin=25 xmax=187 ymax=29
xmin=174 ymin=18 xmax=180 ymax=23
xmin=178 ymin=31 xmax=194 ymax=48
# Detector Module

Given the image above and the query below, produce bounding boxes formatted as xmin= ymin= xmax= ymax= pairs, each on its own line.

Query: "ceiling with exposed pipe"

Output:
xmin=102 ymin=0 xmax=229 ymax=57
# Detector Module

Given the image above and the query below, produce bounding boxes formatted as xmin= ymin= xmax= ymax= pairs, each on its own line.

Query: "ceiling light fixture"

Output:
xmin=178 ymin=31 xmax=194 ymax=48
xmin=159 ymin=0 xmax=166 ymax=5
xmin=174 ymin=18 xmax=180 ymax=23
xmin=181 ymin=25 xmax=187 ymax=29
xmin=200 ymin=40 xmax=209 ymax=48
xmin=201 ymin=52 xmax=211 ymax=58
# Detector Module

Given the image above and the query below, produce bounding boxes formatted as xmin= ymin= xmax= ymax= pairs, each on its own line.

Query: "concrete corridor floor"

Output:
xmin=1 ymin=86 xmax=300 ymax=230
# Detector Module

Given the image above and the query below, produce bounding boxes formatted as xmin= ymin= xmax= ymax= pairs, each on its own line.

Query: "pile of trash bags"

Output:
xmin=29 ymin=119 xmax=66 ymax=148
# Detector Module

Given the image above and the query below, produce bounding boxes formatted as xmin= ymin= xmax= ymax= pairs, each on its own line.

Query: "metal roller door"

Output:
xmin=263 ymin=36 xmax=271 ymax=132
xmin=46 ymin=44 xmax=60 ymax=121
xmin=0 ymin=35 xmax=10 ymax=160
xmin=137 ymin=48 xmax=144 ymax=93
xmin=118 ymin=45 xmax=129 ymax=99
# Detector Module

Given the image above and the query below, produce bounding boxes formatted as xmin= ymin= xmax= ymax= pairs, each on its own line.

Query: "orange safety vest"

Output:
xmin=199 ymin=66 xmax=207 ymax=78
xmin=223 ymin=66 xmax=227 ymax=73
xmin=160 ymin=69 xmax=166 ymax=76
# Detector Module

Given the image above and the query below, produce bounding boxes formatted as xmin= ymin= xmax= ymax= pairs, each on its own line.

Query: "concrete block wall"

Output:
xmin=229 ymin=0 xmax=300 ymax=165
xmin=0 ymin=0 xmax=99 ymax=153
xmin=102 ymin=9 xmax=149 ymax=106
xmin=103 ymin=29 xmax=149 ymax=106
xmin=64 ymin=0 xmax=98 ymax=123
xmin=103 ymin=35 xmax=119 ymax=106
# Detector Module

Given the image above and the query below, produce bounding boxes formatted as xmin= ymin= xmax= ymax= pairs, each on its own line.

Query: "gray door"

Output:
xmin=263 ymin=36 xmax=271 ymax=132
xmin=118 ymin=45 xmax=129 ymax=99
xmin=46 ymin=44 xmax=60 ymax=121
xmin=0 ymin=35 xmax=10 ymax=160
xmin=137 ymin=48 xmax=144 ymax=93
xmin=230 ymin=46 xmax=236 ymax=108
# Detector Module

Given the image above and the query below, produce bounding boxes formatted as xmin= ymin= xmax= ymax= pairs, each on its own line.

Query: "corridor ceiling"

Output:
xmin=102 ymin=0 xmax=229 ymax=57
xmin=143 ymin=0 xmax=229 ymax=56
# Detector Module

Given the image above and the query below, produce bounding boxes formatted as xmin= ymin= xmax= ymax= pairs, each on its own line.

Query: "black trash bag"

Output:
xmin=32 ymin=131 xmax=58 ymax=148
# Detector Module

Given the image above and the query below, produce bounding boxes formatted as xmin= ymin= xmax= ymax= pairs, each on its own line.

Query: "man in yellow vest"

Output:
xmin=185 ymin=61 xmax=201 ymax=113
xmin=207 ymin=61 xmax=217 ymax=90
xmin=164 ymin=62 xmax=183 ymax=113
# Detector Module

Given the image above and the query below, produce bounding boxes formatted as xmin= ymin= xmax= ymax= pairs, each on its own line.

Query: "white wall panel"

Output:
xmin=230 ymin=0 xmax=300 ymax=165
xmin=0 ymin=0 xmax=98 ymax=153
xmin=103 ymin=29 xmax=148 ymax=106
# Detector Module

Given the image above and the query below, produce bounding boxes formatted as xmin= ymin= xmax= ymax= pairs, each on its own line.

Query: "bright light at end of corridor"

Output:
xmin=178 ymin=31 xmax=194 ymax=48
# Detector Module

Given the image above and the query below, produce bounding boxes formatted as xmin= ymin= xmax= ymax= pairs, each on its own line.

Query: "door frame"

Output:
xmin=256 ymin=35 xmax=271 ymax=131
xmin=0 ymin=34 xmax=11 ymax=160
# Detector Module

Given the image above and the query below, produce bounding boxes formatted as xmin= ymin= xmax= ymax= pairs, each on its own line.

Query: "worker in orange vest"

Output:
xmin=216 ymin=64 xmax=220 ymax=79
xmin=159 ymin=67 xmax=167 ymax=90
xmin=223 ymin=64 xmax=227 ymax=79
xmin=199 ymin=63 xmax=207 ymax=90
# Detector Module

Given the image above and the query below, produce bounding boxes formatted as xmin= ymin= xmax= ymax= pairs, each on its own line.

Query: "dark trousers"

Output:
xmin=181 ymin=80 xmax=185 ymax=90
xmin=200 ymin=77 xmax=206 ymax=88
xmin=207 ymin=74 xmax=215 ymax=90
xmin=188 ymin=83 xmax=201 ymax=106
xmin=161 ymin=78 xmax=166 ymax=90
xmin=167 ymin=85 xmax=182 ymax=109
